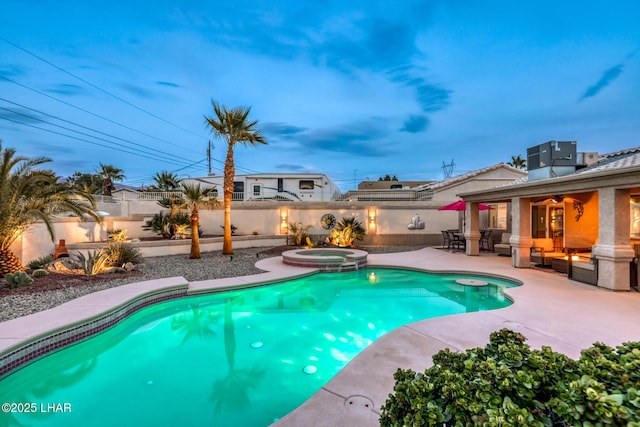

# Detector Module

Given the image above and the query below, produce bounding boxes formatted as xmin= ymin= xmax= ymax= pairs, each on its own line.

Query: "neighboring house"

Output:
xmin=186 ymin=173 xmax=341 ymax=202
xmin=458 ymin=141 xmax=640 ymax=291
xmin=340 ymin=164 xmax=526 ymax=206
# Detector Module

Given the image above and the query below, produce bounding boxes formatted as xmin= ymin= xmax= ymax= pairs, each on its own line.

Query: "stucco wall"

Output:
xmin=564 ymin=192 xmax=599 ymax=250
xmin=16 ymin=202 xmax=477 ymax=264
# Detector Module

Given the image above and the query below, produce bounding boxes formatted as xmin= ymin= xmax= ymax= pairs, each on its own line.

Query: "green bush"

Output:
xmin=380 ymin=329 xmax=640 ymax=426
xmin=32 ymin=269 xmax=49 ymax=277
xmin=101 ymin=242 xmax=143 ymax=267
xmin=27 ymin=254 xmax=54 ymax=270
xmin=4 ymin=271 xmax=33 ymax=288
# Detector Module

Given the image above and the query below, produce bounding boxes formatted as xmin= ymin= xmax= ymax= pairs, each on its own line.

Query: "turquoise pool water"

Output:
xmin=0 ymin=268 xmax=517 ymax=427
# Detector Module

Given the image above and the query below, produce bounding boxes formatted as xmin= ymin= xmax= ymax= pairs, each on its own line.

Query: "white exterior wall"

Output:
xmin=16 ymin=203 xmax=464 ymax=264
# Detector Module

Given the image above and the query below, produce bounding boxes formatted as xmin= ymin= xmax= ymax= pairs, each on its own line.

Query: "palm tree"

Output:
xmin=177 ymin=182 xmax=220 ymax=259
xmin=507 ymin=154 xmax=527 ymax=170
xmin=0 ymin=142 xmax=101 ymax=275
xmin=96 ymin=163 xmax=125 ymax=196
xmin=152 ymin=171 xmax=181 ymax=191
xmin=204 ymin=101 xmax=267 ymax=255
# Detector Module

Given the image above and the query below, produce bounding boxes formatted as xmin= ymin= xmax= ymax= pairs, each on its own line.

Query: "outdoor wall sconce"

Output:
xmin=368 ymin=208 xmax=377 ymax=232
xmin=280 ymin=209 xmax=288 ymax=234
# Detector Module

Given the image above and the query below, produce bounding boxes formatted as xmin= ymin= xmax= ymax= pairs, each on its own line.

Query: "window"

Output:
xmin=488 ymin=203 xmax=507 ymax=230
xmin=233 ymin=182 xmax=244 ymax=200
xmin=253 ymin=185 xmax=261 ymax=196
xmin=390 ymin=184 xmax=403 ymax=189
xmin=299 ymin=180 xmax=314 ymax=190
xmin=277 ymin=178 xmax=283 ymax=192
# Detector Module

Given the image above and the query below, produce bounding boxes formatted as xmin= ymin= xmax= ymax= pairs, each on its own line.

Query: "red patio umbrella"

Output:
xmin=438 ymin=200 xmax=492 ymax=211
xmin=438 ymin=200 xmax=491 ymax=228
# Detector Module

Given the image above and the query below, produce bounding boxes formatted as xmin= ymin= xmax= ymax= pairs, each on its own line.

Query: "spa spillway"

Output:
xmin=282 ymin=248 xmax=368 ymax=272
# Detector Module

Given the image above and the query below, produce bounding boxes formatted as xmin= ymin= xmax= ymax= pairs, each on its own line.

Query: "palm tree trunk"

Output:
xmin=0 ymin=248 xmax=25 ymax=276
xmin=189 ymin=205 xmax=201 ymax=259
xmin=222 ymin=191 xmax=233 ymax=255
xmin=222 ymin=143 xmax=235 ymax=255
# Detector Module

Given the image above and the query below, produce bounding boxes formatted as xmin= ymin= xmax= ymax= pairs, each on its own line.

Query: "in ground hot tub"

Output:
xmin=282 ymin=248 xmax=368 ymax=272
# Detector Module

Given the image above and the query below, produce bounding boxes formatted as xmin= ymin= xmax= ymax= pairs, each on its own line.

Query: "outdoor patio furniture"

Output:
xmin=494 ymin=233 xmax=511 ymax=256
xmin=447 ymin=230 xmax=465 ymax=252
xmin=479 ymin=229 xmax=492 ymax=252
xmin=530 ymin=238 xmax=565 ymax=267
xmin=570 ymin=255 xmax=598 ymax=285
xmin=441 ymin=230 xmax=452 ymax=250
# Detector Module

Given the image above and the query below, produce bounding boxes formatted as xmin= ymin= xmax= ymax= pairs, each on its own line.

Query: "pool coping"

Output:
xmin=1 ymin=248 xmax=639 ymax=426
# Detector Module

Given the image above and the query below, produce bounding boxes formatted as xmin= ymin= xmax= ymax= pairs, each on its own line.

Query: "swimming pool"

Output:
xmin=0 ymin=268 xmax=517 ymax=426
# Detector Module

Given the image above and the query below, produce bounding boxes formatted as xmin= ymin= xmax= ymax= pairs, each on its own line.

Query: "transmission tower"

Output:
xmin=442 ymin=159 xmax=455 ymax=178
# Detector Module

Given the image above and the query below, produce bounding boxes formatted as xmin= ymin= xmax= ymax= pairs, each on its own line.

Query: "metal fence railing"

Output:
xmin=336 ymin=189 xmax=433 ymax=202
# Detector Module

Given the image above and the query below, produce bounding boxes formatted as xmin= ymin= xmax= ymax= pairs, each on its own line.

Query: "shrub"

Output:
xmin=101 ymin=242 xmax=143 ymax=267
xmin=108 ymin=229 xmax=128 ymax=242
xmin=288 ymin=222 xmax=312 ymax=246
xmin=143 ymin=212 xmax=192 ymax=239
xmin=32 ymin=269 xmax=49 ymax=277
xmin=329 ymin=216 xmax=366 ymax=247
xmin=5 ymin=271 xmax=33 ymax=288
xmin=27 ymin=254 xmax=54 ymax=270
xmin=220 ymin=224 xmax=237 ymax=235
xmin=380 ymin=329 xmax=640 ymax=426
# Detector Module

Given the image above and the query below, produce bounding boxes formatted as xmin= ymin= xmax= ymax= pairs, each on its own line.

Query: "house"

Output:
xmin=183 ymin=173 xmax=341 ymax=202
xmin=458 ymin=141 xmax=640 ymax=291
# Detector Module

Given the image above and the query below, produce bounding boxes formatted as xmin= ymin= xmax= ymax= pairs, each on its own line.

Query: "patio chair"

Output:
xmin=570 ymin=254 xmax=598 ymax=285
xmin=479 ymin=229 xmax=492 ymax=252
xmin=447 ymin=230 xmax=465 ymax=252
xmin=494 ymin=233 xmax=511 ymax=256
xmin=530 ymin=238 xmax=565 ymax=267
xmin=441 ymin=230 xmax=452 ymax=250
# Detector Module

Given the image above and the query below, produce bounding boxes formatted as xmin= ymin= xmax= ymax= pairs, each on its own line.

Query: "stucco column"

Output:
xmin=510 ymin=197 xmax=533 ymax=268
xmin=464 ymin=202 xmax=481 ymax=256
xmin=593 ymin=188 xmax=634 ymax=290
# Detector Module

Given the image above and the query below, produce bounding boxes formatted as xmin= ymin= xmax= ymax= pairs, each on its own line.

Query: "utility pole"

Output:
xmin=207 ymin=140 xmax=213 ymax=175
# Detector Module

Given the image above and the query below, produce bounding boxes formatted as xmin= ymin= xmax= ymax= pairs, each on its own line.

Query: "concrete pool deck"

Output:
xmin=0 ymin=247 xmax=639 ymax=426
xmin=270 ymin=247 xmax=640 ymax=427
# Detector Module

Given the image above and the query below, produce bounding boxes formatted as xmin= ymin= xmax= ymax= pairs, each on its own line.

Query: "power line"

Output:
xmin=0 ymin=35 xmax=205 ymax=140
xmin=0 ymin=75 xmax=203 ymax=157
xmin=0 ymin=107 xmax=198 ymax=167
xmin=0 ymin=98 xmax=200 ymax=166
xmin=0 ymin=115 xmax=202 ymax=167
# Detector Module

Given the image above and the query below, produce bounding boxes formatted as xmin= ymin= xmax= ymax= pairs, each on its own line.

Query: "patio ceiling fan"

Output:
xmin=534 ymin=195 xmax=585 ymax=221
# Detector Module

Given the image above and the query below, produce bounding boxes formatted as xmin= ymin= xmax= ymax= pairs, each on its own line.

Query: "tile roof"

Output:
xmin=419 ymin=163 xmax=526 ymax=191
xmin=576 ymin=146 xmax=640 ymax=175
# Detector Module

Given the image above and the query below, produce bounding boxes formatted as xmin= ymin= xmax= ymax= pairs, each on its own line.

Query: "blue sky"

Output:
xmin=1 ymin=1 xmax=639 ymax=191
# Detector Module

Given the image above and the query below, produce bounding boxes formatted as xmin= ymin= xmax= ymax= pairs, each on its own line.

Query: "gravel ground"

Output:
xmin=0 ymin=245 xmax=424 ymax=323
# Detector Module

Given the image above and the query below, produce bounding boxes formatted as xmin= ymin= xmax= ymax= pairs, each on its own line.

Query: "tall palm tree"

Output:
xmin=152 ymin=171 xmax=181 ymax=191
xmin=96 ymin=163 xmax=125 ymax=196
xmin=177 ymin=182 xmax=220 ymax=259
xmin=0 ymin=142 xmax=101 ymax=275
xmin=204 ymin=101 xmax=267 ymax=255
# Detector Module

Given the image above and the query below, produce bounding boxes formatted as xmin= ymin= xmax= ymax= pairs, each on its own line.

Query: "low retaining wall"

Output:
xmin=68 ymin=235 xmax=287 ymax=258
